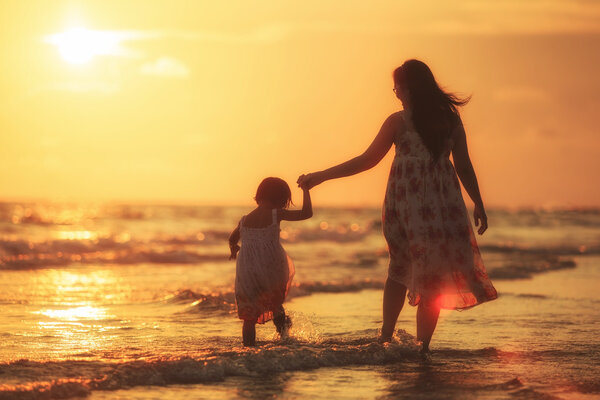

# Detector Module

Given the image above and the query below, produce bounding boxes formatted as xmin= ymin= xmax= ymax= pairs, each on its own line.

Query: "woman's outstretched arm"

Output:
xmin=298 ymin=112 xmax=399 ymax=189
xmin=451 ymin=119 xmax=488 ymax=234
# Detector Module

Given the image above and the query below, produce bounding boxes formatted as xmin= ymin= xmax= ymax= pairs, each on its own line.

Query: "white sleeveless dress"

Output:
xmin=235 ymin=209 xmax=295 ymax=323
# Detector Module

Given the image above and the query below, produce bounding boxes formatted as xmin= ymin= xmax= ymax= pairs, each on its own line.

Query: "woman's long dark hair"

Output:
xmin=393 ymin=60 xmax=470 ymax=160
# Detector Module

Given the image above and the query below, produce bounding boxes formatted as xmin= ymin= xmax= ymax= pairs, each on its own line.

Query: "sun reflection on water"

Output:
xmin=55 ymin=230 xmax=98 ymax=241
xmin=28 ymin=305 xmax=119 ymax=358
xmin=34 ymin=268 xmax=131 ymax=305
xmin=34 ymin=306 xmax=110 ymax=321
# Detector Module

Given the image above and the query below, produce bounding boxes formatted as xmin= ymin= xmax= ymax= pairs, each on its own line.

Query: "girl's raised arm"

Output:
xmin=278 ymin=188 xmax=312 ymax=221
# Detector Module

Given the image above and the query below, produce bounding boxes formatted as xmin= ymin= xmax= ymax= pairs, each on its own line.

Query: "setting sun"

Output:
xmin=44 ymin=27 xmax=122 ymax=64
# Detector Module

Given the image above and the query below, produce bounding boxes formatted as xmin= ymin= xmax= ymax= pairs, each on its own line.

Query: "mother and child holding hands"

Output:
xmin=228 ymin=59 xmax=498 ymax=352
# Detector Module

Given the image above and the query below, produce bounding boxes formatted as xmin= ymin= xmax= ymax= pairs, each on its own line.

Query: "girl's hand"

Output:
xmin=473 ymin=203 xmax=488 ymax=235
xmin=229 ymin=244 xmax=240 ymax=260
xmin=297 ymin=172 xmax=323 ymax=190
xmin=296 ymin=174 xmax=308 ymax=188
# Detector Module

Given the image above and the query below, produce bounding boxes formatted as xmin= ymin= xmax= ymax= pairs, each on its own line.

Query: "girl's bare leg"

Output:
xmin=416 ymin=299 xmax=440 ymax=352
xmin=381 ymin=277 xmax=407 ymax=341
xmin=242 ymin=320 xmax=256 ymax=346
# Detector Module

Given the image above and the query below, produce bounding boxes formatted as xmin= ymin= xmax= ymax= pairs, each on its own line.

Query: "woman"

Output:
xmin=297 ymin=59 xmax=498 ymax=353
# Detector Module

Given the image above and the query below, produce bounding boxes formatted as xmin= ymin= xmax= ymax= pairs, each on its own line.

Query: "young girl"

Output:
xmin=228 ymin=177 xmax=312 ymax=346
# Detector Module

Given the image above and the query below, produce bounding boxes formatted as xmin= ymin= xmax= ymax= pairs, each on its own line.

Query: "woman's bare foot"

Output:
xmin=419 ymin=345 xmax=432 ymax=361
xmin=378 ymin=336 xmax=391 ymax=344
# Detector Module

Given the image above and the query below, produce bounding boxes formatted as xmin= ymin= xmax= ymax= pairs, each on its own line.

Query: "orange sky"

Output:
xmin=1 ymin=1 xmax=599 ymax=207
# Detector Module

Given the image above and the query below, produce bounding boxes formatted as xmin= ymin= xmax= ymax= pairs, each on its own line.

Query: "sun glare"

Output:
xmin=45 ymin=27 xmax=122 ymax=64
xmin=35 ymin=306 xmax=109 ymax=321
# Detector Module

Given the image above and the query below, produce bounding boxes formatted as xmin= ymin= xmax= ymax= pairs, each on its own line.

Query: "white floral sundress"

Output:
xmin=383 ymin=115 xmax=498 ymax=310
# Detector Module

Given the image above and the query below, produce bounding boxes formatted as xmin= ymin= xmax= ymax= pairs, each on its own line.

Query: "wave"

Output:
xmin=1 ymin=236 xmax=589 ymax=275
xmin=0 ymin=378 xmax=92 ymax=400
xmin=3 ymin=201 xmax=600 ymax=271
xmin=488 ymin=207 xmax=600 ymax=228
xmin=0 ymin=235 xmax=228 ymax=269
xmin=162 ymin=281 xmax=383 ymax=318
xmin=0 ymin=334 xmax=419 ymax=400
xmin=513 ymin=293 xmax=549 ymax=299
xmin=487 ymin=255 xmax=576 ymax=280
xmin=3 ymin=202 xmax=600 ymax=224
xmin=166 ymin=280 xmax=387 ymax=314
xmin=176 ymin=293 xmax=237 ymax=315
xmin=282 ymin=227 xmax=371 ymax=243
xmin=0 ymin=226 xmax=373 ymax=269
xmin=0 ymin=236 xmax=582 ymax=286
xmin=480 ymin=243 xmax=600 ymax=256
xmin=0 ymin=235 xmax=582 ymax=286
xmin=3 ymin=340 xmax=598 ymax=400
xmin=291 ymin=279 xmax=384 ymax=297
xmin=0 ymin=203 xmax=235 ymax=225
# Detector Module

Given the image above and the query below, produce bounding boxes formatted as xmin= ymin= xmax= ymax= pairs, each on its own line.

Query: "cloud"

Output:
xmin=140 ymin=57 xmax=190 ymax=79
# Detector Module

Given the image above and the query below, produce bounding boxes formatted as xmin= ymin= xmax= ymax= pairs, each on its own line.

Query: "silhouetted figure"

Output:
xmin=229 ymin=177 xmax=313 ymax=346
xmin=298 ymin=59 xmax=497 ymax=354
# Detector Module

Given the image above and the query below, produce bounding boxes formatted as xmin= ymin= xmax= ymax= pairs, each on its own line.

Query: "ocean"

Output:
xmin=0 ymin=203 xmax=599 ymax=399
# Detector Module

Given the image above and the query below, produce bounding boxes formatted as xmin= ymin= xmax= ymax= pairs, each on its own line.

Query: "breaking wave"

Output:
xmin=2 ymin=340 xmax=599 ymax=400
xmin=165 ymin=279 xmax=387 ymax=314
xmin=0 ymin=334 xmax=419 ymax=400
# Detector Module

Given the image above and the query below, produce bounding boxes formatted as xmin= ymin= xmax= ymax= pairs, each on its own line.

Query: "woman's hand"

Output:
xmin=297 ymin=172 xmax=324 ymax=190
xmin=473 ymin=203 xmax=488 ymax=235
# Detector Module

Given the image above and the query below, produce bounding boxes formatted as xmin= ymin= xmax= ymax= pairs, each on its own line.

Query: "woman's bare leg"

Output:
xmin=242 ymin=320 xmax=256 ymax=346
xmin=416 ymin=300 xmax=440 ymax=352
xmin=381 ymin=277 xmax=407 ymax=341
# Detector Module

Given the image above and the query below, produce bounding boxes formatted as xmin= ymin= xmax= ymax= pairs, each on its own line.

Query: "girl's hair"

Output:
xmin=393 ymin=59 xmax=470 ymax=160
xmin=254 ymin=177 xmax=293 ymax=209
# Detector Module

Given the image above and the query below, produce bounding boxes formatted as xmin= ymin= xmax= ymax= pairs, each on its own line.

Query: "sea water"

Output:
xmin=0 ymin=203 xmax=599 ymax=399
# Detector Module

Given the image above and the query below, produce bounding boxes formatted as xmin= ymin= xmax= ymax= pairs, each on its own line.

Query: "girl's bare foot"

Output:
xmin=379 ymin=324 xmax=395 ymax=343
xmin=274 ymin=312 xmax=292 ymax=338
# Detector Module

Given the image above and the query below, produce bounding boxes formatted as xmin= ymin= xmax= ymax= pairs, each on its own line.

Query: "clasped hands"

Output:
xmin=296 ymin=172 xmax=323 ymax=190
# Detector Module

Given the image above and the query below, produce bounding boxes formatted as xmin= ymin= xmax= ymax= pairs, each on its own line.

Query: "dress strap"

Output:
xmin=271 ymin=209 xmax=277 ymax=225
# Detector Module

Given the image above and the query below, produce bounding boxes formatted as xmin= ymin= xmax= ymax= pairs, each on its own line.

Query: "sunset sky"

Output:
xmin=1 ymin=1 xmax=599 ymax=207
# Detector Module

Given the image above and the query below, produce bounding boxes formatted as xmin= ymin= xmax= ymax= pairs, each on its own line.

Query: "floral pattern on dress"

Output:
xmin=383 ymin=116 xmax=498 ymax=310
